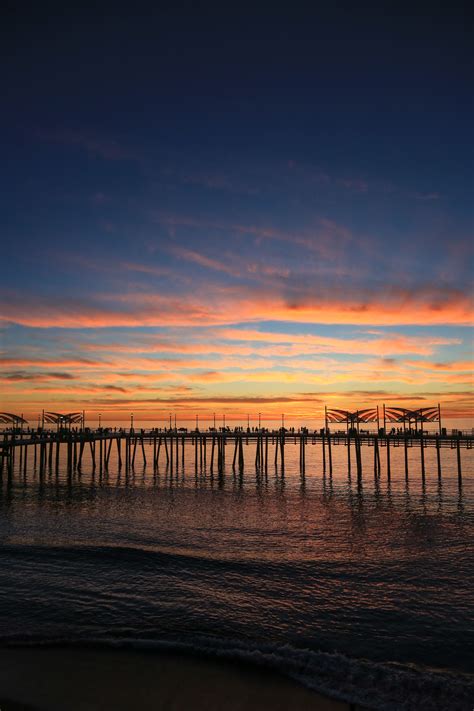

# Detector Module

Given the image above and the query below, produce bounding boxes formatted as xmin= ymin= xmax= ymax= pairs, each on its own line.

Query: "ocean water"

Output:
xmin=0 ymin=437 xmax=473 ymax=710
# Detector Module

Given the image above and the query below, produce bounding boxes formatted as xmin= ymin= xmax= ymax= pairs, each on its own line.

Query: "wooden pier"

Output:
xmin=0 ymin=429 xmax=472 ymax=481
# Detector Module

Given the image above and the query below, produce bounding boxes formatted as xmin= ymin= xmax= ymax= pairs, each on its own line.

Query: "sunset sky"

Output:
xmin=1 ymin=5 xmax=472 ymax=424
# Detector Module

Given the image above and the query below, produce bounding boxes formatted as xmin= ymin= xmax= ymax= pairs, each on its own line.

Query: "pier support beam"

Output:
xmin=436 ymin=434 xmax=441 ymax=479
xmin=386 ymin=436 xmax=391 ymax=479
xmin=457 ymin=435 xmax=462 ymax=482
xmin=327 ymin=433 xmax=332 ymax=475
xmin=420 ymin=436 xmax=425 ymax=479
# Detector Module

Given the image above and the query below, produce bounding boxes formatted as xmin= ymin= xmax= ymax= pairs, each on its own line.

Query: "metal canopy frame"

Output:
xmin=325 ymin=406 xmax=379 ymax=433
xmin=43 ymin=411 xmax=84 ymax=430
xmin=0 ymin=412 xmax=28 ymax=426
xmin=383 ymin=404 xmax=441 ymax=433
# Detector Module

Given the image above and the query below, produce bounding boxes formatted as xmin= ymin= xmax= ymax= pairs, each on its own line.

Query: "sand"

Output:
xmin=0 ymin=647 xmax=362 ymax=710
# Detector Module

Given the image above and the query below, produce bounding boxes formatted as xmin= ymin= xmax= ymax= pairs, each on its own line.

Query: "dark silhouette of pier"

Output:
xmin=1 ymin=427 xmax=472 ymax=482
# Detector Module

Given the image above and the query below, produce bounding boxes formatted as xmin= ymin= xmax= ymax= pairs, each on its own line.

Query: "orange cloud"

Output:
xmin=211 ymin=328 xmax=461 ymax=355
xmin=5 ymin=388 xmax=472 ymax=422
xmin=1 ymin=284 xmax=472 ymax=327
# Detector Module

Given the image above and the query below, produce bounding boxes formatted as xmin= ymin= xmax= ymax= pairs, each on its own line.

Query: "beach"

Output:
xmin=0 ymin=647 xmax=357 ymax=710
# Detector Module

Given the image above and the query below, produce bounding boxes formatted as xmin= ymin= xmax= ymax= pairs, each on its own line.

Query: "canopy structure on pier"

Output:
xmin=383 ymin=404 xmax=441 ymax=433
xmin=0 ymin=412 xmax=28 ymax=426
xmin=325 ymin=406 xmax=379 ymax=432
xmin=43 ymin=411 xmax=83 ymax=429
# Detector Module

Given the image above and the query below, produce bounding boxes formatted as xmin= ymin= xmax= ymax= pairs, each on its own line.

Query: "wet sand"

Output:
xmin=0 ymin=647 xmax=362 ymax=710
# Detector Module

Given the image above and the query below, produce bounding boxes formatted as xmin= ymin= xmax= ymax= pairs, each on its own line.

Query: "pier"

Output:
xmin=0 ymin=428 xmax=472 ymax=481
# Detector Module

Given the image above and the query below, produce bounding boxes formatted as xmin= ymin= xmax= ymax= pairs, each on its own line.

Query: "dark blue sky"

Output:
xmin=4 ymin=4 xmax=472 ymax=164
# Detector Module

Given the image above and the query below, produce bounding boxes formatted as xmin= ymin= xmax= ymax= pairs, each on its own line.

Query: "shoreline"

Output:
xmin=0 ymin=646 xmax=362 ymax=710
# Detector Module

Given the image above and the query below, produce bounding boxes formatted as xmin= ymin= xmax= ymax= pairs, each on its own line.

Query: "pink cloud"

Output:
xmin=168 ymin=246 xmax=240 ymax=277
xmin=155 ymin=213 xmax=351 ymax=260
xmin=1 ymin=283 xmax=471 ymax=329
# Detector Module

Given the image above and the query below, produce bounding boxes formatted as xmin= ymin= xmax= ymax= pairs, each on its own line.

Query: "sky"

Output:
xmin=1 ymin=3 xmax=473 ymax=424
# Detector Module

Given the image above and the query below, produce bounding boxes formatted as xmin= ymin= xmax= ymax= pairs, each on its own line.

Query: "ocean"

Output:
xmin=0 ymin=434 xmax=473 ymax=710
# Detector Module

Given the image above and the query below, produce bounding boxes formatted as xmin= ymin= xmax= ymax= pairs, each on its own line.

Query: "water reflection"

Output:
xmin=0 ymin=452 xmax=472 ymax=524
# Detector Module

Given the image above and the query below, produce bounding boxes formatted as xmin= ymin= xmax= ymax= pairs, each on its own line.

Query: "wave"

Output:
xmin=0 ymin=542 xmax=354 ymax=577
xmin=0 ymin=542 xmax=404 ymax=578
xmin=1 ymin=634 xmax=472 ymax=710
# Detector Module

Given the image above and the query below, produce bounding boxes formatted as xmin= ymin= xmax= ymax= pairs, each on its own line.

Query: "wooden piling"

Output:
xmin=386 ymin=435 xmax=391 ymax=479
xmin=210 ymin=436 xmax=215 ymax=472
xmin=78 ymin=440 xmax=85 ymax=469
xmin=373 ymin=436 xmax=379 ymax=476
xmin=23 ymin=444 xmax=28 ymax=476
xmin=217 ymin=436 xmax=222 ymax=473
xmin=420 ymin=436 xmax=425 ymax=479
xmin=132 ymin=437 xmax=137 ymax=468
xmin=9 ymin=436 xmax=15 ymax=473
xmin=157 ymin=436 xmax=162 ymax=469
xmin=356 ymin=434 xmax=362 ymax=478
xmin=436 ymin=434 xmax=441 ymax=478
xmin=238 ymin=436 xmax=244 ymax=471
xmin=404 ymin=436 xmax=409 ymax=479
xmin=39 ymin=442 xmax=45 ymax=476
xmin=232 ymin=438 xmax=238 ymax=470
xmin=106 ymin=439 xmax=113 ymax=468
xmin=457 ymin=435 xmax=462 ymax=481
